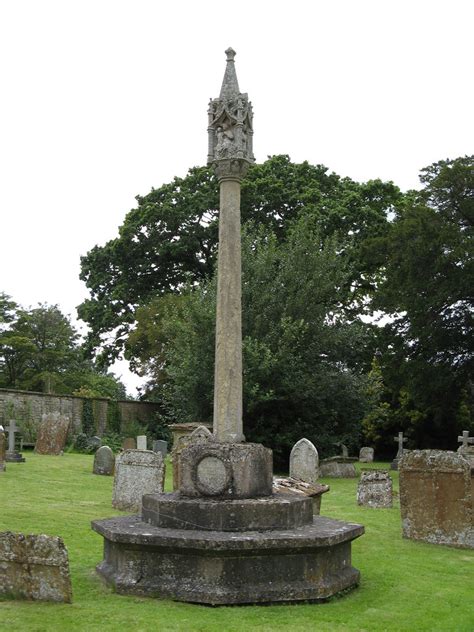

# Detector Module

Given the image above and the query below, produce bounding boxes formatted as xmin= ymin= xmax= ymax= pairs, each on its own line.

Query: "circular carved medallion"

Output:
xmin=195 ymin=455 xmax=229 ymax=496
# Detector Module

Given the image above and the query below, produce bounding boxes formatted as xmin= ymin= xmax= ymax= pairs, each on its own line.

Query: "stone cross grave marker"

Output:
xmin=457 ymin=430 xmax=474 ymax=465
xmin=289 ymin=438 xmax=319 ymax=483
xmin=5 ymin=420 xmax=25 ymax=463
xmin=457 ymin=430 xmax=474 ymax=450
xmin=391 ymin=431 xmax=407 ymax=470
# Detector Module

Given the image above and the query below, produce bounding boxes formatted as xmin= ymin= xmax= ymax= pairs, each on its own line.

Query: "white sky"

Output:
xmin=0 ymin=0 xmax=472 ymax=395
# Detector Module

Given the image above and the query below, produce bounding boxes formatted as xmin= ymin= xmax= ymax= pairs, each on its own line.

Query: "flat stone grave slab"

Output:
xmin=320 ymin=457 xmax=357 ymax=478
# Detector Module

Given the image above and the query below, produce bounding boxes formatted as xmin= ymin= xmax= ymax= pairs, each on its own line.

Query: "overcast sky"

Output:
xmin=0 ymin=0 xmax=472 ymax=395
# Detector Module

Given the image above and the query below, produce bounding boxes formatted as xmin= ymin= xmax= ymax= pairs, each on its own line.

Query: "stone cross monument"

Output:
xmin=5 ymin=419 xmax=25 ymax=463
xmin=391 ymin=431 xmax=407 ymax=470
xmin=207 ymin=47 xmax=254 ymax=442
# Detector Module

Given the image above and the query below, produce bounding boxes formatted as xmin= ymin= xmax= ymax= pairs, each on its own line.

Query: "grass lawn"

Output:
xmin=0 ymin=453 xmax=473 ymax=632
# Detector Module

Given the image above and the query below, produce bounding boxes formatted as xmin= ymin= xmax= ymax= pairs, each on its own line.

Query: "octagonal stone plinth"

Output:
xmin=92 ymin=514 xmax=364 ymax=605
xmin=141 ymin=492 xmax=313 ymax=532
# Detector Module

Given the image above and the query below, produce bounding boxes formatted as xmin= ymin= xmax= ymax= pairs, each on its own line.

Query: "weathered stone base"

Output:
xmin=5 ymin=452 xmax=25 ymax=463
xmin=92 ymin=515 xmax=363 ymax=605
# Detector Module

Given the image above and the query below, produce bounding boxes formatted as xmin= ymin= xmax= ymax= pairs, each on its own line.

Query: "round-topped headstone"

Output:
xmin=93 ymin=445 xmax=115 ymax=476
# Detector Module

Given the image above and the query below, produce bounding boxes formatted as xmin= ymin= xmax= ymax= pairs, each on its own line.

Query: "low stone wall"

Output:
xmin=0 ymin=388 xmax=160 ymax=442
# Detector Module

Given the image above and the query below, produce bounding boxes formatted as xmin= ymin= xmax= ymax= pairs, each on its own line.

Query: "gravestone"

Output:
xmin=172 ymin=425 xmax=213 ymax=491
xmin=136 ymin=435 xmax=147 ymax=450
xmin=289 ymin=438 xmax=319 ymax=483
xmin=93 ymin=446 xmax=115 ymax=476
xmin=0 ymin=427 xmax=6 ymax=472
xmin=88 ymin=436 xmax=102 ymax=449
xmin=336 ymin=443 xmax=349 ymax=458
xmin=357 ymin=469 xmax=392 ymax=508
xmin=112 ymin=449 xmax=165 ymax=512
xmin=399 ymin=450 xmax=473 ymax=549
xmin=0 ymin=531 xmax=72 ymax=602
xmin=391 ymin=431 xmax=407 ymax=470
xmin=273 ymin=477 xmax=329 ymax=514
xmin=457 ymin=430 xmax=474 ymax=466
xmin=5 ymin=419 xmax=25 ymax=463
xmin=359 ymin=447 xmax=374 ymax=463
xmin=122 ymin=437 xmax=136 ymax=450
xmin=35 ymin=413 xmax=70 ymax=456
xmin=152 ymin=440 xmax=168 ymax=459
xmin=320 ymin=457 xmax=357 ymax=478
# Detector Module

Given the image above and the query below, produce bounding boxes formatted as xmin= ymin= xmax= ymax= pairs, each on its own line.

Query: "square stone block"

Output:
xmin=179 ymin=442 xmax=273 ymax=499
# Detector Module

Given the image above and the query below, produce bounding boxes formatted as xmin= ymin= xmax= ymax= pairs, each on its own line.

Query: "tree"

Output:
xmin=79 ymin=156 xmax=400 ymax=365
xmin=364 ymin=156 xmax=474 ymax=447
xmin=0 ymin=299 xmax=127 ymax=398
xmin=126 ymin=218 xmax=377 ymax=465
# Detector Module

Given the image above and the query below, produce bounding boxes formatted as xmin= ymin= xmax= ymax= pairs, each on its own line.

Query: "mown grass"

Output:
xmin=0 ymin=453 xmax=472 ymax=631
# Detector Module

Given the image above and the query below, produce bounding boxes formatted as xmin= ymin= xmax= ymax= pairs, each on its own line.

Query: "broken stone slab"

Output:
xmin=273 ymin=477 xmax=329 ymax=514
xmin=112 ymin=449 xmax=165 ymax=512
xmin=0 ymin=531 xmax=72 ymax=602
xmin=357 ymin=469 xmax=393 ymax=508
xmin=399 ymin=450 xmax=474 ymax=549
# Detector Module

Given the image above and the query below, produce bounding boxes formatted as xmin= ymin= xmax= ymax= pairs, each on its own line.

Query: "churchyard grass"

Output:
xmin=0 ymin=454 xmax=472 ymax=631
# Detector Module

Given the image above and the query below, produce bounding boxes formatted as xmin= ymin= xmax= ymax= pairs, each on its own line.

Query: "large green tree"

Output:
xmin=363 ymin=156 xmax=474 ymax=449
xmin=126 ymin=218 xmax=376 ymax=464
xmin=0 ymin=300 xmax=126 ymax=398
xmin=79 ymin=155 xmax=400 ymax=365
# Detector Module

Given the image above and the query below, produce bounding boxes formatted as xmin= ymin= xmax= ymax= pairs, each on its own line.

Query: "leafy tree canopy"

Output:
xmin=79 ymin=155 xmax=401 ymax=365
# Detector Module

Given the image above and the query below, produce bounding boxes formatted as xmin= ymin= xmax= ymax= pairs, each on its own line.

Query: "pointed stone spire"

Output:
xmin=219 ymin=47 xmax=240 ymax=100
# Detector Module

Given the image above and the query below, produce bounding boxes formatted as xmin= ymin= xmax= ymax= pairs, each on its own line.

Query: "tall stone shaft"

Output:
xmin=208 ymin=48 xmax=254 ymax=443
xmin=213 ymin=176 xmax=244 ymax=442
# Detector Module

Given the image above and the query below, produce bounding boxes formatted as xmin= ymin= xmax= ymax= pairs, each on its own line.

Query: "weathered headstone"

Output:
xmin=122 ymin=437 xmax=136 ymax=450
xmin=88 ymin=436 xmax=102 ymax=449
xmin=457 ymin=430 xmax=474 ymax=466
xmin=359 ymin=447 xmax=374 ymax=463
xmin=357 ymin=469 xmax=393 ymax=508
xmin=136 ymin=435 xmax=147 ymax=450
xmin=5 ymin=419 xmax=25 ymax=462
xmin=320 ymin=457 xmax=357 ymax=478
xmin=289 ymin=438 xmax=319 ymax=483
xmin=93 ymin=446 xmax=115 ymax=476
xmin=112 ymin=449 xmax=165 ymax=512
xmin=35 ymin=413 xmax=70 ymax=456
xmin=273 ymin=477 xmax=329 ymax=515
xmin=0 ymin=531 xmax=72 ymax=602
xmin=399 ymin=450 xmax=473 ymax=549
xmin=336 ymin=443 xmax=349 ymax=458
xmin=172 ymin=425 xmax=212 ymax=491
xmin=0 ymin=427 xmax=6 ymax=472
xmin=152 ymin=439 xmax=168 ymax=459
xmin=391 ymin=431 xmax=407 ymax=470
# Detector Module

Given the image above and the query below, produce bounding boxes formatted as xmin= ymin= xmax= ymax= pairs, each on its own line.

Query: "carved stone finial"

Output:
xmin=225 ymin=47 xmax=236 ymax=61
xmin=207 ymin=48 xmax=255 ymax=173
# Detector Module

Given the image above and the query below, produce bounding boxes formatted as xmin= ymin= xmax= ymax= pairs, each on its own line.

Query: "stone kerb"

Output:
xmin=399 ymin=450 xmax=473 ymax=549
xmin=93 ymin=446 xmax=115 ymax=476
xmin=289 ymin=438 xmax=319 ymax=483
xmin=357 ymin=469 xmax=393 ymax=508
xmin=0 ymin=531 xmax=72 ymax=602
xmin=112 ymin=450 xmax=165 ymax=512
